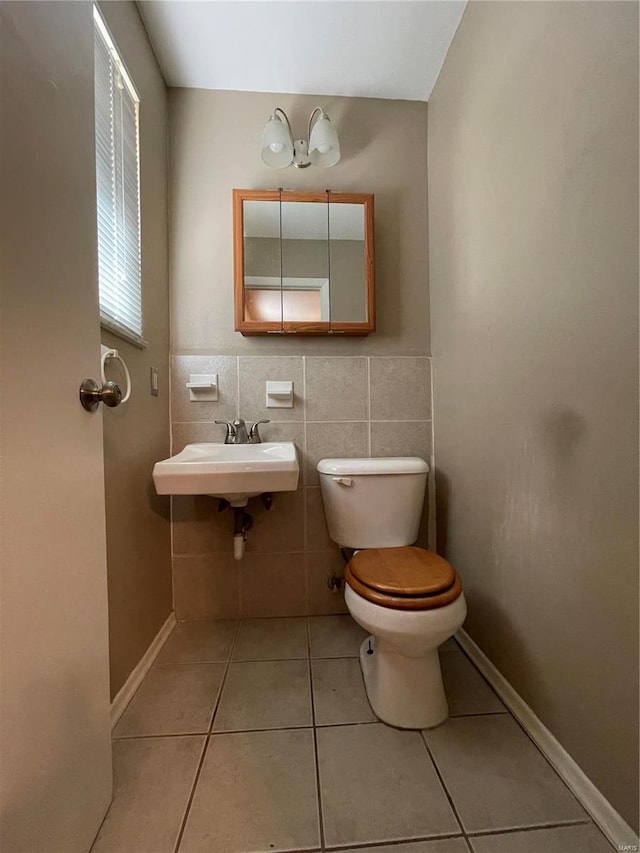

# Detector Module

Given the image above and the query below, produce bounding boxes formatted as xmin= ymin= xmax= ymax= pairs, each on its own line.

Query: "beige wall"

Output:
xmin=98 ymin=2 xmax=172 ymax=699
xmin=428 ymin=0 xmax=638 ymax=831
xmin=170 ymin=89 xmax=429 ymax=355
xmin=168 ymin=89 xmax=432 ymax=615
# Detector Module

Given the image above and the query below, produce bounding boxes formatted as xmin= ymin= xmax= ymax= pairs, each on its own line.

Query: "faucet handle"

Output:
xmin=248 ymin=419 xmax=270 ymax=443
xmin=215 ymin=420 xmax=236 ymax=444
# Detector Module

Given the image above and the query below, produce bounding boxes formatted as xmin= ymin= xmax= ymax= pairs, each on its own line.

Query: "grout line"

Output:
xmin=151 ymin=660 xmax=230 ymax=668
xmin=211 ymin=723 xmax=315 ymax=736
xmin=230 ymin=654 xmax=311 ymax=663
xmin=169 ymin=360 xmax=176 ymax=608
xmin=210 ymin=619 xmax=243 ymax=734
xmin=111 ymin=721 xmax=386 ymax=741
xmin=171 ymin=418 xmax=305 ymax=425
xmin=172 ymin=734 xmax=209 ymax=853
xmin=112 ymin=731 xmax=212 ymax=741
xmin=304 ymin=419 xmax=432 ymax=424
xmin=448 ymin=710 xmax=510 ymax=718
xmin=88 ymin=786 xmax=114 ymax=852
xmin=366 ymin=356 xmax=371 ymax=457
xmin=172 ymin=620 xmax=242 ymax=853
xmin=307 ymin=617 xmax=327 ymax=852
xmin=419 ymin=730 xmax=468 ymax=839
xmin=236 ymin=355 xmax=240 ymax=419
xmin=327 ymin=832 xmax=467 ymax=851
xmin=303 ymin=356 xmax=308 ymax=487
xmin=465 ymin=818 xmax=596 ymax=838
xmin=427 ymin=352 xmax=437 ymax=551
xmin=168 ymin=418 xmax=434 ymax=426
xmin=227 ymin=653 xmax=359 ymax=663
xmin=465 ymin=819 xmax=596 ymax=837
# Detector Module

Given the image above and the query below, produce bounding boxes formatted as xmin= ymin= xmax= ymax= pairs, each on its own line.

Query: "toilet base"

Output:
xmin=359 ymin=636 xmax=449 ymax=730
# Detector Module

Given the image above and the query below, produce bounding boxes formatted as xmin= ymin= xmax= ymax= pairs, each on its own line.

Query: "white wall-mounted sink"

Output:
xmin=152 ymin=442 xmax=299 ymax=506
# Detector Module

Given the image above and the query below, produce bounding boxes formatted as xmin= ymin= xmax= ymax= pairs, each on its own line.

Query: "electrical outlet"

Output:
xmin=150 ymin=367 xmax=159 ymax=396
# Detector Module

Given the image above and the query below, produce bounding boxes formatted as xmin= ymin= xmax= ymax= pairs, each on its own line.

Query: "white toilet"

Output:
xmin=317 ymin=457 xmax=467 ymax=729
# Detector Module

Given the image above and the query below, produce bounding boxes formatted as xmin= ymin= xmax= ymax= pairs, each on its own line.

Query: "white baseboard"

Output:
xmin=110 ymin=611 xmax=176 ymax=729
xmin=456 ymin=629 xmax=639 ymax=851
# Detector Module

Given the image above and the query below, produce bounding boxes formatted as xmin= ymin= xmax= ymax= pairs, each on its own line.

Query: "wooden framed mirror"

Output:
xmin=233 ymin=189 xmax=375 ymax=335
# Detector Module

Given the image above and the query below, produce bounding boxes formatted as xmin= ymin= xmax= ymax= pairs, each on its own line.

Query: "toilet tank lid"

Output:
xmin=317 ymin=457 xmax=429 ymax=476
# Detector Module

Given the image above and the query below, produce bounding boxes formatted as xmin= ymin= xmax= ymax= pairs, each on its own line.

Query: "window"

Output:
xmin=93 ymin=7 xmax=144 ymax=346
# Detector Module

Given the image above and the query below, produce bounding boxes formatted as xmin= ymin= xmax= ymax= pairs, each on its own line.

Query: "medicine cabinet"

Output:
xmin=233 ymin=189 xmax=375 ymax=335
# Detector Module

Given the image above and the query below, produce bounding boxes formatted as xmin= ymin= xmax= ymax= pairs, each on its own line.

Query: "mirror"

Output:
xmin=233 ymin=190 xmax=375 ymax=335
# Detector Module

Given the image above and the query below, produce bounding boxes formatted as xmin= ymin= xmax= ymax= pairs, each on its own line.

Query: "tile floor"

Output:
xmin=92 ymin=615 xmax=615 ymax=853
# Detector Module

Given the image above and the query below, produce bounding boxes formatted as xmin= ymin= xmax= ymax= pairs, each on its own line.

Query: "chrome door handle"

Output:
xmin=79 ymin=378 xmax=123 ymax=412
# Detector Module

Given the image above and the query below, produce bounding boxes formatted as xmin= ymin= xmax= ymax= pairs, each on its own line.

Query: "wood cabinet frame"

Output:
xmin=233 ymin=189 xmax=375 ymax=336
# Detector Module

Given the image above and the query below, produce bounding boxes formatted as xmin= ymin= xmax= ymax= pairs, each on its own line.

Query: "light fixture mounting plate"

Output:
xmin=292 ymin=139 xmax=311 ymax=169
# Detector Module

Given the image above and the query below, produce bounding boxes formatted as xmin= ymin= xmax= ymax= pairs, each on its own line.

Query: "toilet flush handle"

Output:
xmin=333 ymin=477 xmax=353 ymax=487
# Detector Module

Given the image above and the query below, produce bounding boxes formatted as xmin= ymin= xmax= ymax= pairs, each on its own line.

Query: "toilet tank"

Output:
xmin=317 ymin=457 xmax=429 ymax=549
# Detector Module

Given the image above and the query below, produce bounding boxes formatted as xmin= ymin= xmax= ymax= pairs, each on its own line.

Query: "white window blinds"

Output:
xmin=93 ymin=7 xmax=144 ymax=345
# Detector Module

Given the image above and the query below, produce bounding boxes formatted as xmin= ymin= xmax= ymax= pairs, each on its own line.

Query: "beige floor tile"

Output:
xmin=311 ymin=658 xmax=376 ymax=726
xmin=156 ymin=620 xmax=237 ymax=664
xmin=113 ymin=663 xmax=225 ymax=737
xmin=91 ymin=736 xmax=205 ymax=853
xmin=179 ymin=729 xmax=320 ymax=852
xmin=351 ymin=841 xmax=468 ymax=853
xmin=309 ymin=614 xmax=368 ymax=658
xmin=317 ymin=723 xmax=459 ymax=847
xmin=439 ymin=650 xmax=506 ymax=716
xmin=469 ymin=823 xmax=614 ymax=853
xmin=213 ymin=659 xmax=312 ymax=731
xmin=424 ymin=715 xmax=587 ymax=833
xmin=232 ymin=616 xmax=308 ymax=660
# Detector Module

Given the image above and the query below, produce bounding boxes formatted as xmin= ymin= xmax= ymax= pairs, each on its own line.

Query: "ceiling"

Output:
xmin=137 ymin=1 xmax=467 ymax=102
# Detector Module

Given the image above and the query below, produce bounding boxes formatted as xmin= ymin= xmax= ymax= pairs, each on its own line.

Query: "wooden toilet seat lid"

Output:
xmin=349 ymin=547 xmax=455 ymax=596
xmin=346 ymin=547 xmax=462 ymax=611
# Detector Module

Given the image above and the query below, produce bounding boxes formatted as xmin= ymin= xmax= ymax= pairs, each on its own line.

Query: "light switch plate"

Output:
xmin=150 ymin=367 xmax=158 ymax=396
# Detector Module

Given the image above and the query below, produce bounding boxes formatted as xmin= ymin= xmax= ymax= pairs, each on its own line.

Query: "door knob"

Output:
xmin=79 ymin=378 xmax=123 ymax=412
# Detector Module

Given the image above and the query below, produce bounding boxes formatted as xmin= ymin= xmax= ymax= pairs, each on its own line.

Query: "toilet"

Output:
xmin=317 ymin=457 xmax=466 ymax=729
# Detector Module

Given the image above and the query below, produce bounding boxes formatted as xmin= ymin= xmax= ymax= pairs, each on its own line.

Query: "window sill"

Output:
xmin=100 ymin=316 xmax=147 ymax=350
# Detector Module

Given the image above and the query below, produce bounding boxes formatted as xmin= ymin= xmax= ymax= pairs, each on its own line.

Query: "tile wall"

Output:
xmin=170 ymin=355 xmax=433 ymax=620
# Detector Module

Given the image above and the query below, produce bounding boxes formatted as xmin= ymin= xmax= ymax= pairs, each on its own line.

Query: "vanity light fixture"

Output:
xmin=261 ymin=107 xmax=341 ymax=169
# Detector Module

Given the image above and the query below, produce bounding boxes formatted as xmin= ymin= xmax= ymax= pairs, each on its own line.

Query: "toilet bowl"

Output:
xmin=317 ymin=457 xmax=466 ymax=729
xmin=345 ymin=546 xmax=466 ymax=729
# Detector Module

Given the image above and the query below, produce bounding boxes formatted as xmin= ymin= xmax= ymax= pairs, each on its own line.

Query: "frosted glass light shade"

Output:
xmin=261 ymin=115 xmax=294 ymax=168
xmin=309 ymin=113 xmax=340 ymax=167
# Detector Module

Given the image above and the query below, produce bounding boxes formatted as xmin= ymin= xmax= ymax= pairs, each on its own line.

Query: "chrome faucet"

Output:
xmin=233 ymin=418 xmax=249 ymax=444
xmin=215 ymin=418 xmax=270 ymax=444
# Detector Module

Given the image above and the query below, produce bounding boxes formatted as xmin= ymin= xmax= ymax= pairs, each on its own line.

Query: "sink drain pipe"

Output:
xmin=233 ymin=508 xmax=253 ymax=561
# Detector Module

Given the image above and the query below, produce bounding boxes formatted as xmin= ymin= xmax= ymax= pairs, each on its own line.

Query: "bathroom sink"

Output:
xmin=152 ymin=442 xmax=299 ymax=505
